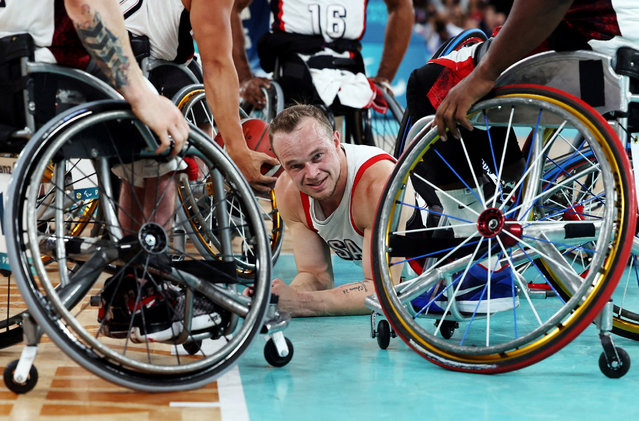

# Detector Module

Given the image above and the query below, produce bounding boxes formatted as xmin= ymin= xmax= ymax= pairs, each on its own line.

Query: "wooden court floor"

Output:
xmin=0 ymin=276 xmax=248 ymax=421
xmin=0 ymin=221 xmax=296 ymax=420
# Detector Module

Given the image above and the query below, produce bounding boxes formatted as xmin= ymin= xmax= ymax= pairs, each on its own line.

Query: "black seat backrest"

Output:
xmin=0 ymin=33 xmax=34 ymax=144
xmin=615 ymin=47 xmax=639 ymax=82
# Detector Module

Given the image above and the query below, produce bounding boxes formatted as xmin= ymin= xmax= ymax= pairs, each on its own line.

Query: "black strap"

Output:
xmin=579 ymin=60 xmax=605 ymax=108
xmin=0 ymin=33 xmax=34 ymax=64
xmin=0 ymin=77 xmax=27 ymax=95
xmin=128 ymin=33 xmax=151 ymax=63
xmin=172 ymin=260 xmax=238 ymax=284
xmin=258 ymin=31 xmax=361 ymax=72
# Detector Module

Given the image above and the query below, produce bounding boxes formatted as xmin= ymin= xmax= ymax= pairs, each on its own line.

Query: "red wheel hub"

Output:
xmin=476 ymin=208 xmax=522 ymax=247
xmin=477 ymin=208 xmax=505 ymax=238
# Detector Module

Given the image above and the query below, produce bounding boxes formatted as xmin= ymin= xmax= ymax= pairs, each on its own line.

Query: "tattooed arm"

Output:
xmin=64 ymin=0 xmax=188 ymax=154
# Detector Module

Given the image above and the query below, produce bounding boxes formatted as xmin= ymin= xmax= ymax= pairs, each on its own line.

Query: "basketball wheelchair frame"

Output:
xmin=0 ymin=33 xmax=292 ymax=393
xmin=367 ymin=29 xmax=639 ymax=378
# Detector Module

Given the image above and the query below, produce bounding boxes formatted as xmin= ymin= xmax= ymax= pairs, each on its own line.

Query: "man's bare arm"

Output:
xmin=373 ymin=0 xmax=414 ymax=91
xmin=65 ymin=0 xmax=188 ymax=153
xmin=271 ymin=159 xmax=399 ymax=317
xmin=231 ymin=0 xmax=271 ymax=108
xmin=190 ymin=0 xmax=277 ymax=192
xmin=434 ymin=0 xmax=575 ymax=140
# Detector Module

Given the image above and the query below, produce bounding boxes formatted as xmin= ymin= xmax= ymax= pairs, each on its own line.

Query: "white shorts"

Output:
xmin=111 ymin=158 xmax=187 ymax=188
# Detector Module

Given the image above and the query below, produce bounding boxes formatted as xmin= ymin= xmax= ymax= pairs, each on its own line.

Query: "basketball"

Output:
xmin=214 ymin=118 xmax=282 ymax=177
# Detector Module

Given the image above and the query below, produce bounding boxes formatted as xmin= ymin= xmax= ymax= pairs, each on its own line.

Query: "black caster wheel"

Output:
xmin=264 ymin=337 xmax=294 ymax=367
xmin=599 ymin=347 xmax=631 ymax=378
xmin=3 ymin=359 xmax=38 ymax=394
xmin=376 ymin=320 xmax=392 ymax=350
xmin=182 ymin=340 xmax=202 ymax=355
xmin=437 ymin=320 xmax=458 ymax=340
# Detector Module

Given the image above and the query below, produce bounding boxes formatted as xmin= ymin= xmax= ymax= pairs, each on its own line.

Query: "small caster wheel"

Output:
xmin=264 ymin=337 xmax=294 ymax=367
xmin=599 ymin=347 xmax=631 ymax=378
xmin=3 ymin=360 xmax=38 ymax=394
xmin=376 ymin=320 xmax=392 ymax=350
xmin=182 ymin=340 xmax=202 ymax=355
xmin=437 ymin=320 xmax=458 ymax=339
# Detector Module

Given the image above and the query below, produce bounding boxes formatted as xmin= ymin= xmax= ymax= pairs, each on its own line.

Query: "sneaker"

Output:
xmin=98 ymin=273 xmax=177 ymax=338
xmin=411 ymin=264 xmax=519 ymax=315
xmin=454 ymin=264 xmax=519 ymax=313
xmin=129 ymin=291 xmax=224 ymax=343
xmin=411 ymin=281 xmax=447 ymax=314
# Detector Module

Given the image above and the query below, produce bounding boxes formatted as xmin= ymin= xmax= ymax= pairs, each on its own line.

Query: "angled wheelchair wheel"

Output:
xmin=6 ymin=100 xmax=272 ymax=391
xmin=364 ymin=88 xmax=405 ymax=155
xmin=343 ymin=88 xmax=404 ymax=155
xmin=173 ymin=84 xmax=284 ymax=276
xmin=372 ymin=85 xmax=635 ymax=373
xmin=432 ymin=28 xmax=487 ymax=59
xmin=241 ymin=81 xmax=285 ymax=123
xmin=533 ymin=154 xmax=639 ymax=341
xmin=173 ymin=84 xmax=214 ymax=135
xmin=608 ymin=241 xmax=639 ymax=340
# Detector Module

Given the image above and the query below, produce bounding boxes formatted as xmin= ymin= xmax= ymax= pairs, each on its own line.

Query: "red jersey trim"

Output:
xmin=355 ymin=0 xmax=369 ymax=40
xmin=349 ymin=153 xmax=395 ymax=236
xmin=276 ymin=0 xmax=286 ymax=32
xmin=299 ymin=192 xmax=318 ymax=233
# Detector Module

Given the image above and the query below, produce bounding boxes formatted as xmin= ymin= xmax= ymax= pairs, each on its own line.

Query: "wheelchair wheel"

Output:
xmin=6 ymin=100 xmax=272 ymax=391
xmin=173 ymin=84 xmax=214 ymax=140
xmin=363 ymin=89 xmax=404 ymax=155
xmin=534 ymin=155 xmax=639 ymax=341
xmin=343 ymin=88 xmax=404 ymax=155
xmin=172 ymin=84 xmax=284 ymax=277
xmin=372 ymin=84 xmax=635 ymax=373
xmin=241 ymin=81 xmax=285 ymax=123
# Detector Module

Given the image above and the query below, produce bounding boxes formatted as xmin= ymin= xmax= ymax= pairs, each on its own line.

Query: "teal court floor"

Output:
xmin=237 ymin=254 xmax=639 ymax=421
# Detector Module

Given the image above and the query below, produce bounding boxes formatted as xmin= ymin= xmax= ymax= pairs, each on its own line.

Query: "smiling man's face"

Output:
xmin=272 ymin=117 xmax=342 ymax=201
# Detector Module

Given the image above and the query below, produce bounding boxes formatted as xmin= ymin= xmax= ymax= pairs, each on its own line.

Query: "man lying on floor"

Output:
xmin=266 ymin=104 xmax=518 ymax=316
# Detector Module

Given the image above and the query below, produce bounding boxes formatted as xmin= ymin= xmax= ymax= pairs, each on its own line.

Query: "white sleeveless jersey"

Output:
xmin=300 ymin=143 xmax=394 ymax=262
xmin=272 ymin=0 xmax=367 ymax=42
xmin=0 ymin=1 xmax=55 ymax=62
xmin=120 ymin=0 xmax=189 ymax=62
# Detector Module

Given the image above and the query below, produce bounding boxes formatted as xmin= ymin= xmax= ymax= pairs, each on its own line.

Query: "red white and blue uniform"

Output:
xmin=300 ymin=143 xmax=394 ymax=262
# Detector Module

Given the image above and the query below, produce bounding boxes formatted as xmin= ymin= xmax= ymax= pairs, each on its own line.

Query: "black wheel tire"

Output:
xmin=438 ymin=320 xmax=458 ymax=340
xmin=599 ymin=348 xmax=631 ymax=378
xmin=182 ymin=340 xmax=202 ymax=355
xmin=264 ymin=337 xmax=294 ymax=367
xmin=3 ymin=359 xmax=38 ymax=394
xmin=376 ymin=320 xmax=392 ymax=350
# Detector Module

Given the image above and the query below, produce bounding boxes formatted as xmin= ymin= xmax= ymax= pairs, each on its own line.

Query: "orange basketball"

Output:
xmin=214 ymin=119 xmax=282 ymax=177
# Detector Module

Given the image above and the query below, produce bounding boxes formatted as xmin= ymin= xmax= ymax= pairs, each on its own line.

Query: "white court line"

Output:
xmin=169 ymin=337 xmax=249 ymax=420
xmin=169 ymin=366 xmax=249 ymax=420
xmin=217 ymin=365 xmax=250 ymax=421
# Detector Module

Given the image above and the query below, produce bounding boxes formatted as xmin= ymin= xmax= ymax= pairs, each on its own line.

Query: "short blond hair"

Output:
xmin=269 ymin=104 xmax=333 ymax=153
